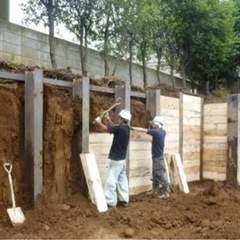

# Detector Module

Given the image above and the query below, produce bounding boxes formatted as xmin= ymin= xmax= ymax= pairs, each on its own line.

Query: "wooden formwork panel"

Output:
xmin=161 ymin=96 xmax=179 ymax=157
xmin=129 ymin=132 xmax=152 ymax=195
xmin=89 ymin=133 xmax=113 ymax=182
xmin=203 ymin=171 xmax=226 ymax=181
xmin=203 ymin=103 xmax=227 ymax=181
xmin=89 ymin=132 xmax=153 ymax=195
xmin=182 ymin=94 xmax=201 ymax=181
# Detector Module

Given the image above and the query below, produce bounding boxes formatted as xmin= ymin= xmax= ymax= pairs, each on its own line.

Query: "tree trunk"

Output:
xmin=79 ymin=25 xmax=87 ymax=76
xmin=181 ymin=61 xmax=187 ymax=89
xmin=103 ymin=16 xmax=110 ymax=76
xmin=205 ymin=80 xmax=210 ymax=96
xmin=171 ymin=66 xmax=175 ymax=87
xmin=47 ymin=0 xmax=57 ymax=69
xmin=129 ymin=39 xmax=133 ymax=85
xmin=111 ymin=63 xmax=116 ymax=76
xmin=156 ymin=46 xmax=163 ymax=84
xmin=141 ymin=41 xmax=147 ymax=88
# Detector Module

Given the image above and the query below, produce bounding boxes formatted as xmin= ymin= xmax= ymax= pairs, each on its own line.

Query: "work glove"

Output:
xmin=103 ymin=111 xmax=110 ymax=120
xmin=95 ymin=116 xmax=102 ymax=124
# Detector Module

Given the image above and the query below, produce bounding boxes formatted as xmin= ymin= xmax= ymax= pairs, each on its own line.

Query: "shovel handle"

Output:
xmin=3 ymin=163 xmax=12 ymax=174
xmin=93 ymin=98 xmax=122 ymax=124
xmin=101 ymin=98 xmax=122 ymax=117
xmin=3 ymin=163 xmax=16 ymax=208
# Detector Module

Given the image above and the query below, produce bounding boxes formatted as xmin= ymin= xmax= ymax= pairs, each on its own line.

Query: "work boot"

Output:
xmin=159 ymin=192 xmax=170 ymax=199
xmin=146 ymin=187 xmax=158 ymax=197
xmin=117 ymin=201 xmax=128 ymax=207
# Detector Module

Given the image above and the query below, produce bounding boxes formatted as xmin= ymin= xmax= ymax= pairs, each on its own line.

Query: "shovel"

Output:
xmin=3 ymin=163 xmax=25 ymax=226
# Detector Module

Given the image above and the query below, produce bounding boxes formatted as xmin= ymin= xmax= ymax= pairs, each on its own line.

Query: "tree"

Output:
xmin=94 ymin=0 xmax=117 ymax=76
xmin=134 ymin=0 xmax=160 ymax=87
xmin=21 ymin=0 xmax=59 ymax=69
xmin=160 ymin=0 xmax=237 ymax=94
xmin=59 ymin=0 xmax=98 ymax=76
xmin=109 ymin=0 xmax=139 ymax=84
xmin=183 ymin=0 xmax=237 ymax=94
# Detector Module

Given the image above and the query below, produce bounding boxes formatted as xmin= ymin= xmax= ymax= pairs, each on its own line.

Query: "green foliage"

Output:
xmin=21 ymin=0 xmax=240 ymax=94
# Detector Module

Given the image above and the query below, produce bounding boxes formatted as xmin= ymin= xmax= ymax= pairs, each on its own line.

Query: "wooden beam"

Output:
xmin=115 ymin=84 xmax=131 ymax=113
xmin=44 ymin=78 xmax=73 ymax=88
xmin=199 ymin=97 xmax=204 ymax=180
xmin=0 ymin=71 xmax=25 ymax=81
xmin=73 ymin=77 xmax=90 ymax=196
xmin=227 ymin=94 xmax=240 ymax=186
xmin=90 ymin=85 xmax=115 ymax=94
xmin=179 ymin=92 xmax=183 ymax=161
xmin=24 ymin=69 xmax=43 ymax=207
xmin=73 ymin=77 xmax=90 ymax=153
xmin=146 ymin=89 xmax=160 ymax=118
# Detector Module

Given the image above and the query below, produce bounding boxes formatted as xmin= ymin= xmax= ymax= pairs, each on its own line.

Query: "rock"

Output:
xmin=43 ymin=224 xmax=50 ymax=231
xmin=58 ymin=204 xmax=71 ymax=211
xmin=123 ymin=228 xmax=135 ymax=238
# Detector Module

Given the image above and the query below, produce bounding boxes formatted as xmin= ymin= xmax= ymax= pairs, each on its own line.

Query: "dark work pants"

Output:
xmin=152 ymin=157 xmax=169 ymax=193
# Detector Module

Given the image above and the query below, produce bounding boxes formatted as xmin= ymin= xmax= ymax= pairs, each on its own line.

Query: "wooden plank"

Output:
xmin=89 ymin=133 xmax=113 ymax=143
xmin=203 ymin=171 xmax=226 ymax=181
xmin=0 ymin=71 xmax=25 ymax=81
xmin=171 ymin=154 xmax=189 ymax=193
xmin=204 ymin=115 xmax=227 ymax=124
xmin=179 ymin=92 xmax=183 ymax=160
xmin=80 ymin=153 xmax=108 ymax=212
xmin=204 ymin=103 xmax=227 ymax=114
xmin=130 ymin=91 xmax=146 ymax=98
xmin=44 ymin=78 xmax=73 ymax=88
xmin=130 ymin=185 xmax=151 ymax=195
xmin=90 ymin=85 xmax=115 ymax=94
xmin=130 ymin=159 xmax=152 ymax=170
xmin=161 ymin=96 xmax=179 ymax=109
xmin=89 ymin=143 xmax=111 ymax=154
xmin=130 ymin=150 xmax=151 ymax=160
xmin=199 ymin=98 xmax=204 ymax=180
xmin=130 ymin=131 xmax=151 ymax=141
xmin=204 ymin=136 xmax=227 ymax=144
xmin=129 ymin=176 xmax=152 ymax=188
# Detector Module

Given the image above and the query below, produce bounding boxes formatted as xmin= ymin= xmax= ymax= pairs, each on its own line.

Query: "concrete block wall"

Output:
xmin=0 ymin=19 xmax=185 ymax=88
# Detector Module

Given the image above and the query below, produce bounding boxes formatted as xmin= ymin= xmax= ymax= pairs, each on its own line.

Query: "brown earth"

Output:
xmin=1 ymin=180 xmax=240 ymax=239
xmin=0 ymin=62 xmax=239 ymax=239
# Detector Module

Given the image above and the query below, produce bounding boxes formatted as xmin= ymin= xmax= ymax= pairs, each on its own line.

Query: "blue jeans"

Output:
xmin=104 ymin=159 xmax=129 ymax=207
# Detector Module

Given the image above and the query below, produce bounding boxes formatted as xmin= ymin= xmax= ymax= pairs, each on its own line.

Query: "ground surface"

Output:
xmin=0 ymin=62 xmax=236 ymax=239
xmin=1 ymin=180 xmax=240 ymax=239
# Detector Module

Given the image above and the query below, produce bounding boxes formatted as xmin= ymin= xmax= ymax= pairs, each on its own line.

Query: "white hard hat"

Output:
xmin=118 ymin=109 xmax=132 ymax=121
xmin=152 ymin=116 xmax=164 ymax=126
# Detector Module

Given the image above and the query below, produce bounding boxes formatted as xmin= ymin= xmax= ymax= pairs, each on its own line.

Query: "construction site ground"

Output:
xmin=1 ymin=180 xmax=240 ymax=239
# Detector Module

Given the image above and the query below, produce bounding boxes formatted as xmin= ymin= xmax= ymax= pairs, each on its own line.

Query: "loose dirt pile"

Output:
xmin=0 ymin=180 xmax=240 ymax=239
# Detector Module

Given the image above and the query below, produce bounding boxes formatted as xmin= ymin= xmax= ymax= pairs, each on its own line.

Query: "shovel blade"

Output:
xmin=7 ymin=207 xmax=25 ymax=226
